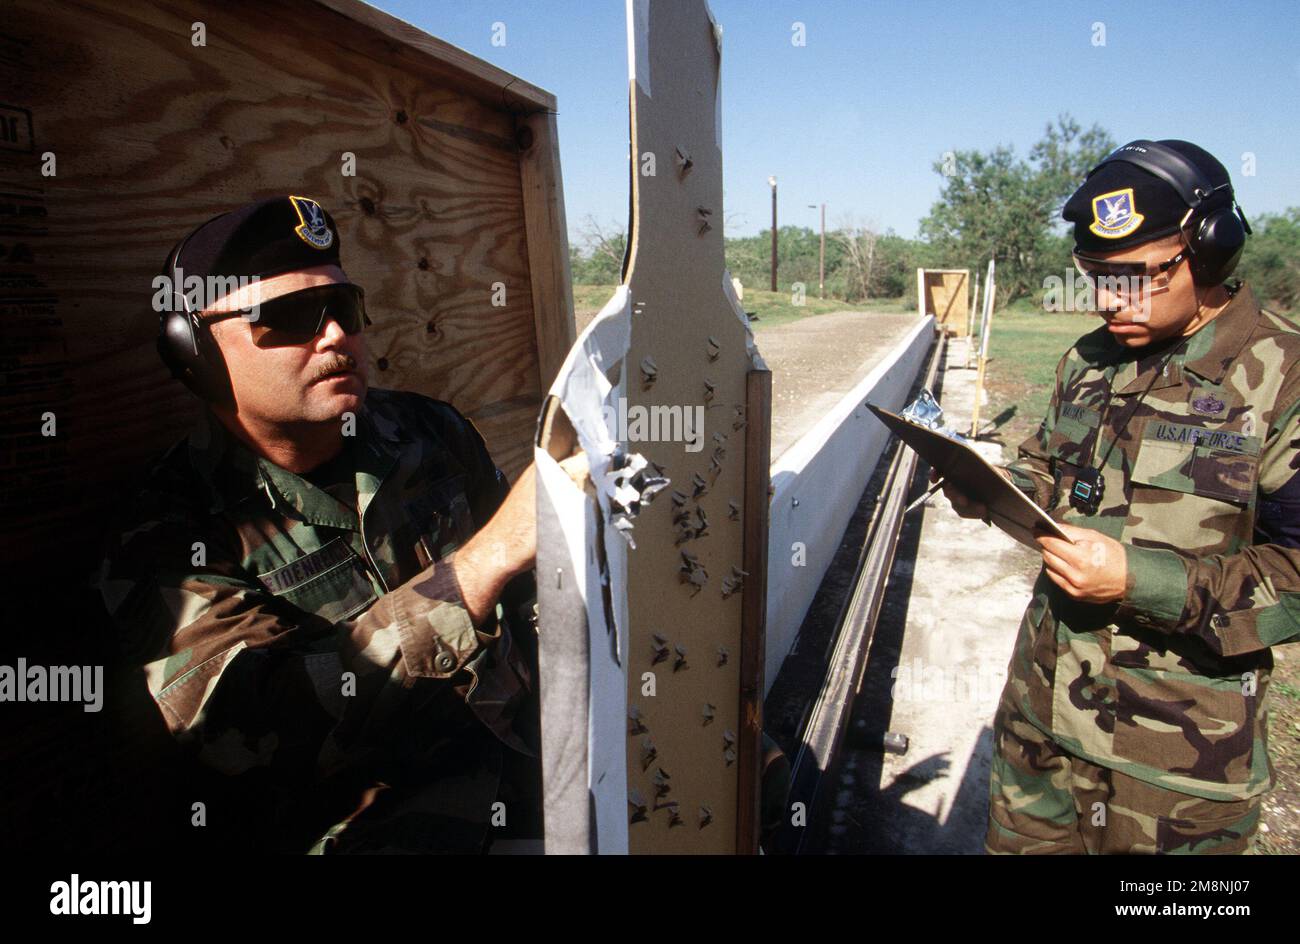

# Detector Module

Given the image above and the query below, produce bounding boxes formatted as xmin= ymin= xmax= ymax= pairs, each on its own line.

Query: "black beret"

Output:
xmin=1063 ymin=140 xmax=1233 ymax=253
xmin=164 ymin=195 xmax=342 ymax=306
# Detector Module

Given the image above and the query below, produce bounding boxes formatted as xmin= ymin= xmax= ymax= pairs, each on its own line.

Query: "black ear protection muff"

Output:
xmin=155 ymin=228 xmax=235 ymax=405
xmin=1085 ymin=140 xmax=1252 ymax=286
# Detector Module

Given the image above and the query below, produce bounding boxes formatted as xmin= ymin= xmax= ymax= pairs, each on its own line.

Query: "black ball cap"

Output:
xmin=165 ymin=195 xmax=342 ymax=305
xmin=1063 ymin=140 xmax=1233 ymax=254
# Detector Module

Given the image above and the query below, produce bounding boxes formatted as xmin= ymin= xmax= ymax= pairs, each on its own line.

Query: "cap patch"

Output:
xmin=1088 ymin=187 xmax=1145 ymax=240
xmin=289 ymin=195 xmax=334 ymax=250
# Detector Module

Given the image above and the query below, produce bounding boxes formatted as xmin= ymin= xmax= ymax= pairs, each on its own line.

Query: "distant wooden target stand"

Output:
xmin=916 ymin=268 xmax=971 ymax=336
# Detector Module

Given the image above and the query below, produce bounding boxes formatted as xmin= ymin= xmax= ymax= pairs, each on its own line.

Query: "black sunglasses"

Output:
xmin=1072 ymin=248 xmax=1189 ymax=281
xmin=202 ymin=283 xmax=372 ymax=347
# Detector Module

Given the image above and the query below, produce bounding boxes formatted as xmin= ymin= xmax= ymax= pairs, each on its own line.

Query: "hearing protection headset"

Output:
xmin=155 ymin=226 xmax=235 ymax=404
xmin=1085 ymin=140 xmax=1252 ymax=286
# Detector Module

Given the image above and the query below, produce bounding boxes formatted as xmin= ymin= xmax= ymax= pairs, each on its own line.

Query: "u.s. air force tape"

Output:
xmin=1146 ymin=421 xmax=1259 ymax=456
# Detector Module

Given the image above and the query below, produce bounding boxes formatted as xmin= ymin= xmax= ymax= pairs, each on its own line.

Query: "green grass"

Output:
xmin=977 ymin=306 xmax=1096 ymax=460
xmin=573 ymin=283 xmax=904 ymax=329
xmin=572 ymin=284 xmax=620 ymax=318
xmin=1275 ymin=681 xmax=1300 ymax=701
xmin=978 ymin=298 xmax=1298 ymax=460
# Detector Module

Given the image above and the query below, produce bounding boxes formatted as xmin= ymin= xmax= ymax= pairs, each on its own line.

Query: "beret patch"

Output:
xmin=1063 ymin=139 xmax=1233 ymax=254
xmin=164 ymin=195 xmax=343 ymax=307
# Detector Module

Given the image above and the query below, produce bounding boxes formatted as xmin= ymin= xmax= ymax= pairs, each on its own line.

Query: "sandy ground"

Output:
xmin=574 ymin=302 xmax=920 ymax=462
xmin=752 ymin=311 xmax=922 ymax=459
xmin=574 ymin=300 xmax=921 ymax=461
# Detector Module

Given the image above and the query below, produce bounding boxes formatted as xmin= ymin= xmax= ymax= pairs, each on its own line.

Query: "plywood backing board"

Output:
xmin=919 ymin=268 xmax=969 ymax=335
xmin=0 ymin=0 xmax=574 ymax=573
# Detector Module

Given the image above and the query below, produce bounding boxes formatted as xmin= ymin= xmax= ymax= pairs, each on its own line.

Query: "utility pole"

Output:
xmin=769 ymin=175 xmax=777 ymax=292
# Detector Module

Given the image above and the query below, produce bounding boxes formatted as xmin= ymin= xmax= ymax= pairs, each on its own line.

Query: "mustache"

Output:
xmin=311 ymin=354 xmax=358 ymax=382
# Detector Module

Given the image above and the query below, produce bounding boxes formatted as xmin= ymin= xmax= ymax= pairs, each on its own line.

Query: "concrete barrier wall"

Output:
xmin=764 ymin=316 xmax=935 ymax=694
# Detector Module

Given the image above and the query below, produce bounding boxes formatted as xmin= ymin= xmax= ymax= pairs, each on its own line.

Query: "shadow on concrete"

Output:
xmin=829 ymin=727 xmax=995 ymax=854
xmin=787 ymin=347 xmax=998 ymax=853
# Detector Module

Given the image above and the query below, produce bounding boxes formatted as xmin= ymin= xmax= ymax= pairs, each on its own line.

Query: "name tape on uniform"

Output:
xmin=259 ymin=536 xmax=356 ymax=594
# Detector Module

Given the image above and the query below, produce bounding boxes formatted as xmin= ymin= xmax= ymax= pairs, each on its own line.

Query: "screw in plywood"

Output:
xmin=673 ymin=644 xmax=688 ymax=673
xmin=727 ymin=500 xmax=740 ymax=521
xmin=703 ymin=378 xmax=716 ymax=401
xmin=717 ymin=645 xmax=729 ymax=667
xmin=651 ymin=634 xmax=669 ymax=666
xmin=702 ymin=703 xmax=716 ymax=726
xmin=691 ymin=472 xmax=708 ymax=498
xmin=706 ymin=335 xmax=720 ymax=361
xmin=699 ymin=806 xmax=713 ymax=829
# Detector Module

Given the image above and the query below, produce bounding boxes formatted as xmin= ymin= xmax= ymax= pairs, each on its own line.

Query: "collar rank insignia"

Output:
xmin=289 ymin=195 xmax=334 ymax=250
xmin=1088 ymin=187 xmax=1145 ymax=239
xmin=1192 ymin=394 xmax=1226 ymax=416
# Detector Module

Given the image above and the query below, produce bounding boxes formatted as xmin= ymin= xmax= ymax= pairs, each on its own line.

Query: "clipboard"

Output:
xmin=868 ymin=403 xmax=1073 ymax=548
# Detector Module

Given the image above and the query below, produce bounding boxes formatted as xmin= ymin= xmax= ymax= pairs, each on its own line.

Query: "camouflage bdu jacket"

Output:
xmin=95 ymin=387 xmax=538 ymax=851
xmin=1004 ymin=284 xmax=1300 ymax=801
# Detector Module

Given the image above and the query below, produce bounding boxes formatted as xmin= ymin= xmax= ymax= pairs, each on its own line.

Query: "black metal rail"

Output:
xmin=778 ymin=327 xmax=946 ymax=854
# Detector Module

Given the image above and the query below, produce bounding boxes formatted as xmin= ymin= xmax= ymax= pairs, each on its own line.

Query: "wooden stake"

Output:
xmin=969 ymin=261 xmax=996 ymax=437
xmin=737 ymin=366 xmax=771 ymax=855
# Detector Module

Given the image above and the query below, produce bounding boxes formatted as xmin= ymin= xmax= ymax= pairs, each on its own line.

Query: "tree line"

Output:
xmin=570 ymin=116 xmax=1297 ymax=315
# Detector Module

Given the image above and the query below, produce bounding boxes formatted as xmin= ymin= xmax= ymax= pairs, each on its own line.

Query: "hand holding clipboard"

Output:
xmin=868 ymin=403 xmax=1075 ymax=549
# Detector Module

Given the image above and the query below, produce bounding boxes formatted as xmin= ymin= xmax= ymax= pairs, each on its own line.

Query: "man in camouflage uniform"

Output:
xmin=944 ymin=141 xmax=1299 ymax=853
xmin=95 ymin=196 xmax=569 ymax=853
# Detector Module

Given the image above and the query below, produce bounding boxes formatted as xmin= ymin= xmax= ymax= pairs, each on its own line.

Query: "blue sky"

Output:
xmin=375 ymin=0 xmax=1300 ymax=243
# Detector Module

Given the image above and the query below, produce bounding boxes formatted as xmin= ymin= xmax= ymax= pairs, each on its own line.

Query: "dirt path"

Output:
xmin=753 ymin=310 xmax=921 ymax=458
xmin=572 ymin=301 xmax=923 ymax=461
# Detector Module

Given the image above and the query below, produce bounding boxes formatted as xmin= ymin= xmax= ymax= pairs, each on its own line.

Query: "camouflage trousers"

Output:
xmin=986 ymin=692 xmax=1260 ymax=855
